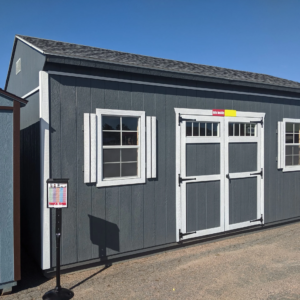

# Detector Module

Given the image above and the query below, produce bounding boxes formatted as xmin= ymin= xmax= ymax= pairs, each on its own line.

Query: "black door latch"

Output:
xmin=178 ymin=174 xmax=196 ymax=186
xmin=250 ymin=168 xmax=263 ymax=179
xmin=179 ymin=229 xmax=196 ymax=239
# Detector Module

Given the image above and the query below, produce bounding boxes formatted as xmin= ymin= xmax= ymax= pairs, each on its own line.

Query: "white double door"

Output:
xmin=176 ymin=111 xmax=264 ymax=241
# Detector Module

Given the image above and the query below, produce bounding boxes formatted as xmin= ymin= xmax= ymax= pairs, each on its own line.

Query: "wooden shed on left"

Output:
xmin=0 ymin=89 xmax=27 ymax=295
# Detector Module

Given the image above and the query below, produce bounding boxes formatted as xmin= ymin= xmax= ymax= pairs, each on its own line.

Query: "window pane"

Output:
xmin=103 ymin=149 xmax=120 ymax=163
xmin=286 ymin=156 xmax=293 ymax=166
xmin=103 ymin=132 xmax=121 ymax=145
xmin=286 ymin=123 xmax=293 ymax=133
xmin=250 ymin=124 xmax=256 ymax=136
xmin=103 ymin=163 xmax=120 ymax=178
xmin=122 ymin=117 xmax=139 ymax=131
xmin=234 ymin=123 xmax=239 ymax=136
xmin=121 ymin=149 xmax=137 ymax=162
xmin=293 ymin=156 xmax=300 ymax=166
xmin=240 ymin=124 xmax=245 ymax=136
xmin=295 ymin=134 xmax=299 ymax=144
xmin=102 ymin=116 xmax=120 ymax=130
xmin=193 ymin=123 xmax=199 ymax=136
xmin=122 ymin=132 xmax=138 ymax=145
xmin=286 ymin=146 xmax=293 ymax=155
xmin=229 ymin=123 xmax=233 ymax=136
xmin=245 ymin=124 xmax=251 ymax=136
xmin=186 ymin=122 xmax=192 ymax=136
xmin=207 ymin=123 xmax=212 ymax=136
xmin=295 ymin=123 xmax=300 ymax=134
xmin=121 ymin=163 xmax=138 ymax=177
xmin=286 ymin=134 xmax=293 ymax=144
xmin=200 ymin=123 xmax=205 ymax=136
xmin=213 ymin=123 xmax=218 ymax=136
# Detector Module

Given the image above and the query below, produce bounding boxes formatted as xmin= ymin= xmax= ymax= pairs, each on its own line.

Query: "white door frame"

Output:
xmin=175 ymin=108 xmax=265 ymax=242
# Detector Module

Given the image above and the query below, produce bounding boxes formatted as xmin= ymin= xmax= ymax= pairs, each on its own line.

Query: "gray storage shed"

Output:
xmin=5 ymin=35 xmax=300 ymax=276
xmin=0 ymin=89 xmax=27 ymax=294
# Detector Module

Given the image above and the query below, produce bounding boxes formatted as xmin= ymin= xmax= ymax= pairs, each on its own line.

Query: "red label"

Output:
xmin=212 ymin=109 xmax=225 ymax=116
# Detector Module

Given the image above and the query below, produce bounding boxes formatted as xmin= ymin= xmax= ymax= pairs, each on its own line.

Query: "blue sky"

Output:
xmin=1 ymin=0 xmax=300 ymax=89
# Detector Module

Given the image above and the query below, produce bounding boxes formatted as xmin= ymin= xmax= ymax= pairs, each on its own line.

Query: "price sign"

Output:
xmin=47 ymin=179 xmax=69 ymax=208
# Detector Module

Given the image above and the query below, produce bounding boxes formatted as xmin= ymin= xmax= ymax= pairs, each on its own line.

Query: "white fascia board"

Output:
xmin=39 ymin=71 xmax=50 ymax=270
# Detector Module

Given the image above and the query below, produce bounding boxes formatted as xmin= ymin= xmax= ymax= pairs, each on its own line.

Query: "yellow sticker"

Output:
xmin=225 ymin=110 xmax=236 ymax=117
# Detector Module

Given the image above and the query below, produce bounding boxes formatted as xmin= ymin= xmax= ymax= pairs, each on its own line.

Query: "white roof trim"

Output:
xmin=16 ymin=35 xmax=44 ymax=54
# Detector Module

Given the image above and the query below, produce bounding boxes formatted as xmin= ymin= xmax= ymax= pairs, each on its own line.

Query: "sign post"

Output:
xmin=43 ymin=179 xmax=74 ymax=300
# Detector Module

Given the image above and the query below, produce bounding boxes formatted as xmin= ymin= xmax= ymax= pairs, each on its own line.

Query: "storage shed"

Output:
xmin=5 ymin=35 xmax=300 ymax=275
xmin=0 ymin=89 xmax=27 ymax=294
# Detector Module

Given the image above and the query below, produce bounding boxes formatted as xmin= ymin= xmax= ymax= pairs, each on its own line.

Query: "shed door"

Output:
xmin=179 ymin=115 xmax=225 ymax=240
xmin=225 ymin=117 xmax=264 ymax=230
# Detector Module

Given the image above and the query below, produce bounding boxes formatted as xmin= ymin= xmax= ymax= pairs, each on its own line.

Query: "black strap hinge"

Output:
xmin=250 ymin=214 xmax=263 ymax=223
xmin=250 ymin=168 xmax=263 ymax=179
xmin=179 ymin=229 xmax=196 ymax=239
xmin=250 ymin=119 xmax=263 ymax=127
xmin=178 ymin=114 xmax=196 ymax=126
xmin=178 ymin=174 xmax=196 ymax=186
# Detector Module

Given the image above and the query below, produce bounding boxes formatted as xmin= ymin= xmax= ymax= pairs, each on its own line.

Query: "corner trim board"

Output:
xmin=39 ymin=71 xmax=51 ymax=270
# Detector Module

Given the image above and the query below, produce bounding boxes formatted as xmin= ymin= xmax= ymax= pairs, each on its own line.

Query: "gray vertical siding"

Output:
xmin=0 ymin=110 xmax=14 ymax=283
xmin=49 ymin=71 xmax=300 ymax=267
xmin=6 ymin=40 xmax=45 ymax=97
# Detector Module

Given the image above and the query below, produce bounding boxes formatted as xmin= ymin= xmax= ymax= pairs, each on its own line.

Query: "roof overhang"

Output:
xmin=0 ymin=88 xmax=28 ymax=106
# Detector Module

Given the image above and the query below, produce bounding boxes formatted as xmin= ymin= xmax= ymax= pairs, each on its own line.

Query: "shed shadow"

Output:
xmin=88 ymin=215 xmax=120 ymax=259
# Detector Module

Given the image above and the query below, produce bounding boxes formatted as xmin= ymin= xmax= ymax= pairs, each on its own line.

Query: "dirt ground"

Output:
xmin=3 ymin=221 xmax=300 ymax=300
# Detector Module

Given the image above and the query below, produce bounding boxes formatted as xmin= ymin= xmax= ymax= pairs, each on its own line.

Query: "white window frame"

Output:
xmin=278 ymin=118 xmax=300 ymax=172
xmin=96 ymin=108 xmax=146 ymax=187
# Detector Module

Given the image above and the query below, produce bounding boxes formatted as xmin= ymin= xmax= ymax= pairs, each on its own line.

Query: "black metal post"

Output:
xmin=43 ymin=207 xmax=74 ymax=300
xmin=55 ymin=208 xmax=62 ymax=291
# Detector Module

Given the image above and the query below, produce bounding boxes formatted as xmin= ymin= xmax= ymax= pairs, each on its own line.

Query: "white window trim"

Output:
xmin=279 ymin=118 xmax=300 ymax=172
xmin=96 ymin=108 xmax=146 ymax=187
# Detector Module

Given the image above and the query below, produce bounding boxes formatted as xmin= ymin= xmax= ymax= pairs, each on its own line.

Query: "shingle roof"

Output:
xmin=16 ymin=35 xmax=300 ymax=90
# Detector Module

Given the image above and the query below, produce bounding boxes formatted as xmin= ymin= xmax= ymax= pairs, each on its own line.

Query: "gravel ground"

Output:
xmin=3 ymin=222 xmax=300 ymax=299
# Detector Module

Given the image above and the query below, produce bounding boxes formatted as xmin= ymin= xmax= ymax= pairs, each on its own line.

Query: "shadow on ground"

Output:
xmin=13 ymin=248 xmax=49 ymax=293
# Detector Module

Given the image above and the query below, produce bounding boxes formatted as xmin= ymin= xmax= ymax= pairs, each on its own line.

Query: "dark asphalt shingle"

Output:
xmin=16 ymin=35 xmax=300 ymax=90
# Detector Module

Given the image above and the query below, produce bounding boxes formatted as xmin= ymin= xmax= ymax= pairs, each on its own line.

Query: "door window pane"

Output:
xmin=200 ymin=123 xmax=205 ymax=136
xmin=234 ymin=123 xmax=239 ymax=136
xmin=213 ymin=123 xmax=218 ymax=136
xmin=186 ymin=122 xmax=192 ymax=136
xmin=229 ymin=123 xmax=233 ymax=136
xmin=193 ymin=123 xmax=199 ymax=136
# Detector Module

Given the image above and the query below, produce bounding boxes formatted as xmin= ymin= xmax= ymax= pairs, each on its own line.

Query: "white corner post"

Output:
xmin=39 ymin=71 xmax=51 ymax=270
